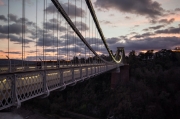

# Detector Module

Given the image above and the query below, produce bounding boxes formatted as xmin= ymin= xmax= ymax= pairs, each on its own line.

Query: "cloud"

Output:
xmin=43 ymin=22 xmax=66 ymax=31
xmin=107 ymin=36 xmax=180 ymax=53
xmin=134 ymin=25 xmax=139 ymax=27
xmin=3 ymin=51 xmax=21 ymax=54
xmin=100 ymin=20 xmax=112 ymax=24
xmin=0 ymin=33 xmax=7 ymax=39
xmin=0 ymin=33 xmax=33 ymax=44
xmin=8 ymin=14 xmax=36 ymax=28
xmin=132 ymin=32 xmax=154 ymax=38
xmin=142 ymin=28 xmax=149 ymax=31
xmin=59 ymin=46 xmax=82 ymax=53
xmin=8 ymin=14 xmax=18 ymax=22
xmin=125 ymin=37 xmax=180 ymax=51
xmin=109 ymin=14 xmax=114 ymax=16
xmin=94 ymin=0 xmax=164 ymax=18
xmin=125 ymin=16 xmax=131 ymax=19
xmin=155 ymin=27 xmax=180 ymax=34
xmin=0 ymin=15 xmax=7 ymax=21
xmin=175 ymin=8 xmax=180 ymax=11
xmin=106 ymin=37 xmax=120 ymax=44
xmin=10 ymin=35 xmax=32 ymax=44
xmin=0 ymin=14 xmax=38 ymax=37
xmin=150 ymin=18 xmax=175 ymax=24
xmin=45 ymin=3 xmax=85 ymax=18
xmin=149 ymin=25 xmax=164 ymax=30
xmin=159 ymin=18 xmax=175 ymax=24
xmin=0 ymin=23 xmax=23 ymax=34
xmin=37 ymin=36 xmax=57 ymax=47
xmin=49 ymin=18 xmax=60 ymax=23
xmin=74 ymin=21 xmax=89 ymax=31
xmin=45 ymin=49 xmax=57 ymax=53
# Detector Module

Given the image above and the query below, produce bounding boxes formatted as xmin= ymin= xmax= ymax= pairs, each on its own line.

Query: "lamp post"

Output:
xmin=6 ymin=55 xmax=11 ymax=72
xmin=57 ymin=59 xmax=60 ymax=68
xmin=39 ymin=57 xmax=42 ymax=69
xmin=79 ymin=53 xmax=81 ymax=66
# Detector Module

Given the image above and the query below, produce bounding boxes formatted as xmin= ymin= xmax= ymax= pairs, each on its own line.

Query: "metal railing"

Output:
xmin=0 ymin=63 xmax=123 ymax=110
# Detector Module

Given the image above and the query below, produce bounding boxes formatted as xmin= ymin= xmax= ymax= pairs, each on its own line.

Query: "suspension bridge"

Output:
xmin=0 ymin=0 xmax=126 ymax=110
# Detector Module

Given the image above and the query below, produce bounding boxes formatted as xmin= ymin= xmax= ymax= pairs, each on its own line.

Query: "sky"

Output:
xmin=0 ymin=0 xmax=179 ymax=60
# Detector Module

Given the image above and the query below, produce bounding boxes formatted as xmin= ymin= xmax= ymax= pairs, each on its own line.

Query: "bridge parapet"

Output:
xmin=0 ymin=64 xmax=120 ymax=110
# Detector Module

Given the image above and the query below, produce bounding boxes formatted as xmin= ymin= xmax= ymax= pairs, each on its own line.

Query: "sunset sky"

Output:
xmin=93 ymin=0 xmax=180 ymax=53
xmin=0 ymin=0 xmax=179 ymax=60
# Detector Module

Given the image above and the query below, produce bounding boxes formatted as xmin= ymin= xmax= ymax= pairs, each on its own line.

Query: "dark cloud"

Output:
xmin=159 ymin=18 xmax=175 ymax=24
xmin=134 ymin=25 xmax=139 ymax=27
xmin=37 ymin=36 xmax=57 ymax=47
xmin=125 ymin=16 xmax=131 ymax=19
xmin=0 ymin=14 xmax=37 ymax=34
xmin=0 ymin=33 xmax=33 ymax=44
xmin=45 ymin=3 xmax=85 ymax=18
xmin=150 ymin=18 xmax=175 ymax=24
xmin=36 ymin=33 xmax=74 ymax=47
xmin=7 ymin=14 xmax=35 ymax=28
xmin=107 ymin=36 xmax=180 ymax=53
xmin=60 ymin=34 xmax=86 ymax=46
xmin=129 ymin=32 xmax=138 ymax=35
xmin=142 ymin=28 xmax=149 ymax=31
xmin=45 ymin=49 xmax=57 ymax=53
xmin=59 ymin=46 xmax=82 ymax=53
xmin=149 ymin=25 xmax=164 ymax=30
xmin=149 ymin=19 xmax=157 ymax=24
xmin=75 ymin=21 xmax=89 ymax=31
xmin=49 ymin=18 xmax=60 ymax=23
xmin=100 ymin=20 xmax=112 ymax=24
xmin=10 ymin=35 xmax=32 ymax=44
xmin=125 ymin=37 xmax=180 ymax=51
xmin=26 ymin=55 xmax=66 ymax=61
xmin=94 ymin=0 xmax=164 ymax=18
xmin=175 ymin=8 xmax=180 ymax=11
xmin=8 ymin=14 xmax=36 ymax=28
xmin=8 ymin=14 xmax=18 ymax=22
xmin=0 ymin=14 xmax=37 ymax=36
xmin=155 ymin=27 xmax=180 ymax=34
xmin=27 ymin=50 xmax=37 ymax=54
xmin=43 ymin=22 xmax=66 ymax=31
xmin=26 ymin=21 xmax=36 ymax=27
xmin=132 ymin=32 xmax=154 ymax=38
xmin=0 ymin=23 xmax=23 ymax=34
xmin=106 ymin=37 xmax=120 ymax=44
xmin=164 ymin=10 xmax=176 ymax=16
xmin=0 ymin=15 xmax=7 ymax=21
xmin=3 ymin=51 xmax=21 ymax=54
